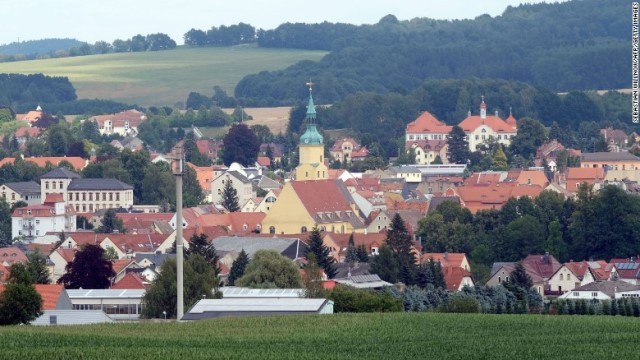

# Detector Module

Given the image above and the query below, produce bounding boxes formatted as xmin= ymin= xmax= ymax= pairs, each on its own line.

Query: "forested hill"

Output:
xmin=0 ymin=39 xmax=87 ymax=58
xmin=236 ymin=0 xmax=628 ymax=105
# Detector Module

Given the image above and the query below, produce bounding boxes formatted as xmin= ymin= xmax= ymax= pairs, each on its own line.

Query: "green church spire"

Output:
xmin=299 ymin=80 xmax=323 ymax=145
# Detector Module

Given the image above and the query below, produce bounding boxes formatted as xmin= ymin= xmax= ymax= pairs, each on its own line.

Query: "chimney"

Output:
xmin=444 ymin=251 xmax=449 ymax=261
xmin=544 ymin=252 xmax=549 ymax=264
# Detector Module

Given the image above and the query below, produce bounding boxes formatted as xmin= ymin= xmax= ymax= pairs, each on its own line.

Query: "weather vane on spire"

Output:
xmin=306 ymin=80 xmax=314 ymax=94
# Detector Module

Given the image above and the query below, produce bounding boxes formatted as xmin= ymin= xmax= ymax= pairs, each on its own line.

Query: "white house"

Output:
xmin=11 ymin=196 xmax=76 ymax=241
xmin=211 ymin=170 xmax=255 ymax=207
xmin=560 ymin=280 xmax=640 ymax=301
xmin=0 ymin=181 xmax=41 ymax=206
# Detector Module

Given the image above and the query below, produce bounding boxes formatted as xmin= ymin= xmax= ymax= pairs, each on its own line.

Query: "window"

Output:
xmin=475 ymin=135 xmax=479 ymax=140
xmin=301 ymin=226 xmax=307 ymax=233
xmin=567 ymin=274 xmax=571 ymax=280
xmin=45 ymin=182 xmax=49 ymax=190
xmin=52 ymin=182 xmax=56 ymax=189
xmin=269 ymin=226 xmax=275 ymax=234
xmin=573 ymin=292 xmax=579 ymax=296
xmin=560 ymin=274 xmax=563 ymax=280
xmin=59 ymin=181 xmax=63 ymax=189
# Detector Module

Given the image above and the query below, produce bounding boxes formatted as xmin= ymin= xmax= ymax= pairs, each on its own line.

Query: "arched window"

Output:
xmin=560 ymin=274 xmax=563 ymax=281
xmin=301 ymin=226 xmax=307 ymax=233
xmin=269 ymin=226 xmax=275 ymax=234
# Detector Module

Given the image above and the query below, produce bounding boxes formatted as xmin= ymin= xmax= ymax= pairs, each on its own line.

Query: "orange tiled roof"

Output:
xmin=405 ymin=112 xmax=452 ymax=133
xmin=459 ymin=114 xmax=516 ymax=133
xmin=34 ymin=284 xmax=65 ymax=310
xmin=516 ymin=171 xmax=549 ymax=187
xmin=566 ymin=167 xmax=605 ymax=180
xmin=257 ymin=156 xmax=271 ymax=167
xmin=0 ymin=156 xmax=87 ymax=170
xmin=443 ymin=267 xmax=473 ymax=291
xmin=422 ymin=253 xmax=468 ymax=268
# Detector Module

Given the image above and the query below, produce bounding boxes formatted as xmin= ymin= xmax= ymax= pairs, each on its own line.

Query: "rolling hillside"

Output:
xmin=0 ymin=45 xmax=326 ymax=107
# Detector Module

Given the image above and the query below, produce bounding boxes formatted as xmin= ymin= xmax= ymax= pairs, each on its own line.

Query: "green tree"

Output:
xmin=431 ymin=154 xmax=443 ymax=165
xmin=236 ymin=250 xmax=302 ymax=288
xmin=26 ymin=251 xmax=51 ymax=284
xmin=302 ymin=253 xmax=327 ymax=298
xmin=385 ymin=213 xmax=417 ymax=285
xmin=545 ymin=220 xmax=567 ymax=262
xmin=0 ymin=281 xmax=42 ymax=325
xmin=345 ymin=233 xmax=357 ymax=264
xmin=355 ymin=244 xmax=369 ymax=263
xmin=447 ymin=125 xmax=471 ymax=164
xmin=222 ymin=123 xmax=260 ymax=166
xmin=188 ymin=233 xmax=220 ymax=276
xmin=228 ymin=249 xmax=249 ymax=286
xmin=220 ymin=177 xmax=240 ymax=212
xmin=509 ymin=117 xmax=547 ymax=159
xmin=491 ymin=145 xmax=508 ymax=171
xmin=306 ymin=226 xmax=336 ymax=279
xmin=504 ymin=262 xmax=533 ymax=303
xmin=96 ymin=209 xmax=126 ymax=233
xmin=182 ymin=165 xmax=205 ymax=207
xmin=142 ymin=254 xmax=219 ymax=319
xmin=370 ymin=244 xmax=398 ymax=283
xmin=58 ymin=244 xmax=115 ymax=289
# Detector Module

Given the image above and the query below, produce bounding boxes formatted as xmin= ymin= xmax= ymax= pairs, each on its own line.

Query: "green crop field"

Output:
xmin=0 ymin=313 xmax=637 ymax=359
xmin=0 ymin=45 xmax=327 ymax=107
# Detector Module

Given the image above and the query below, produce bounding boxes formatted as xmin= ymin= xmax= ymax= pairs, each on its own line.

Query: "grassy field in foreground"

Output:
xmin=0 ymin=45 xmax=327 ymax=107
xmin=0 ymin=313 xmax=638 ymax=359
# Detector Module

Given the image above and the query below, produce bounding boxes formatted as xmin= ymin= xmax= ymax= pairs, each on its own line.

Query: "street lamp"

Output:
xmin=162 ymin=310 xmax=167 ymax=320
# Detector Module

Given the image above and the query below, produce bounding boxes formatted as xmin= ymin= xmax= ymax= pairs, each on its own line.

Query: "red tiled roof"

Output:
xmin=0 ymin=263 xmax=8 ymax=282
xmin=182 ymin=225 xmax=229 ymax=242
xmin=257 ymin=156 xmax=271 ymax=167
xmin=55 ymin=248 xmax=77 ymax=263
xmin=516 ymin=171 xmax=549 ymax=187
xmin=111 ymin=272 xmax=147 ymax=289
xmin=443 ymin=267 xmax=473 ymax=291
xmin=326 ymin=232 xmax=387 ymax=253
xmin=0 ymin=247 xmax=28 ymax=266
xmin=14 ymin=127 xmax=43 ymax=138
xmin=43 ymin=193 xmax=65 ymax=204
xmin=327 ymin=169 xmax=345 ymax=179
xmin=28 ymin=243 xmax=56 ymax=255
xmin=89 ymin=109 xmax=146 ymax=128
xmin=106 ymin=234 xmax=167 ymax=254
xmin=405 ymin=112 xmax=452 ymax=133
xmin=459 ymin=115 xmax=516 ymax=133
xmin=505 ymin=113 xmax=517 ymax=128
xmin=289 ymin=180 xmax=353 ymax=214
xmin=17 ymin=109 xmax=43 ymax=122
xmin=521 ymin=254 xmax=562 ymax=282
xmin=330 ymin=138 xmax=360 ymax=152
xmin=563 ymin=261 xmax=591 ymax=278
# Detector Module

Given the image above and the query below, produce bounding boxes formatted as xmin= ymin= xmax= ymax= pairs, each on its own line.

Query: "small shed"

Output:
xmin=182 ymin=298 xmax=333 ymax=320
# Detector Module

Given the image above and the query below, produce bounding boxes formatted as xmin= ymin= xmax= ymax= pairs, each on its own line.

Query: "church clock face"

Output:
xmin=304 ymin=139 xmax=310 ymax=144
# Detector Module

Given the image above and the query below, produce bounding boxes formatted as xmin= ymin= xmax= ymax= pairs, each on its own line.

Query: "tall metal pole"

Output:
xmin=173 ymin=145 xmax=184 ymax=320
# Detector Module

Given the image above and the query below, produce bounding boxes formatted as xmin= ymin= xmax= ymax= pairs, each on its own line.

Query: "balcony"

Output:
xmin=22 ymin=224 xmax=33 ymax=230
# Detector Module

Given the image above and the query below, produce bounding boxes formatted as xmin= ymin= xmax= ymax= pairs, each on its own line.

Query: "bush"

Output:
xmin=328 ymin=285 xmax=402 ymax=313
xmin=438 ymin=297 xmax=480 ymax=313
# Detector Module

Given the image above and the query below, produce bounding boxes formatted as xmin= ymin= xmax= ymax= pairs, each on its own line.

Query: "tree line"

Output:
xmin=236 ymin=0 xmax=628 ymax=103
xmin=184 ymin=23 xmax=256 ymax=47
xmin=418 ymin=185 xmax=640 ymax=283
xmin=0 ymin=34 xmax=177 ymax=63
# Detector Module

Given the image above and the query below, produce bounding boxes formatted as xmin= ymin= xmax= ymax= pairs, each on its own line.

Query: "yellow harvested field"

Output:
xmin=223 ymin=107 xmax=291 ymax=134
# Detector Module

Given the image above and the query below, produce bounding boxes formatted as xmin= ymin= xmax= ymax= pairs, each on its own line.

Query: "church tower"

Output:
xmin=295 ymin=82 xmax=328 ymax=181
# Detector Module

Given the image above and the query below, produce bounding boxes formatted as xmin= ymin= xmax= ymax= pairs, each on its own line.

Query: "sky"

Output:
xmin=0 ymin=0 xmax=564 ymax=45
